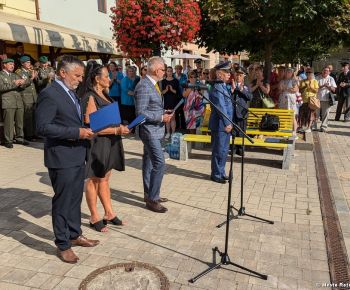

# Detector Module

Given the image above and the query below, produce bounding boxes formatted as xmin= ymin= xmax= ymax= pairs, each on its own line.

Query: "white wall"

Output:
xmin=38 ymin=0 xmax=115 ymax=38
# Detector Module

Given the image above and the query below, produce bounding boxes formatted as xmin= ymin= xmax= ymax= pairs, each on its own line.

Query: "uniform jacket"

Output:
xmin=35 ymin=80 xmax=87 ymax=169
xmin=209 ymin=82 xmax=234 ymax=132
xmin=134 ymin=76 xmax=164 ymax=140
xmin=337 ymin=71 xmax=350 ymax=98
xmin=0 ymin=70 xmax=24 ymax=109
xmin=233 ymin=84 xmax=252 ymax=121
xmin=36 ymin=67 xmax=55 ymax=93
xmin=16 ymin=68 xmax=37 ymax=104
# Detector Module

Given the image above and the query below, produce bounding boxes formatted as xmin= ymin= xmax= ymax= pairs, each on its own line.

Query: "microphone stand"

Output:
xmin=189 ymin=89 xmax=268 ymax=284
xmin=216 ymin=89 xmax=274 ymax=228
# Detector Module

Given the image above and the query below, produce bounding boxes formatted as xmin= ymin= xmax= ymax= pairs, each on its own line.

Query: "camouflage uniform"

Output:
xmin=36 ymin=66 xmax=55 ymax=93
xmin=16 ymin=68 xmax=37 ymax=138
xmin=0 ymin=70 xmax=24 ymax=144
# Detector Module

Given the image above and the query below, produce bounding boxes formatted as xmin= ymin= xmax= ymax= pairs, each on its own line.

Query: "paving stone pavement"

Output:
xmin=0 ymin=130 xmax=334 ymax=289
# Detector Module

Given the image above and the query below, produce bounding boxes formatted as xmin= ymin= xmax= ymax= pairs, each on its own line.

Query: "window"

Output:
xmin=97 ymin=0 xmax=107 ymax=13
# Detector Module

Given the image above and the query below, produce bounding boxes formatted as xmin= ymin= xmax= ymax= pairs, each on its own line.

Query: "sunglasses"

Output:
xmin=203 ymin=72 xmax=209 ymax=75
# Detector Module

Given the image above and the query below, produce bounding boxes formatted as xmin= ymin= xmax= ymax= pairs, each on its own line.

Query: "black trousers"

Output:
xmin=335 ymin=94 xmax=350 ymax=121
xmin=48 ymin=165 xmax=85 ymax=250
xmin=120 ymin=104 xmax=136 ymax=125
xmin=233 ymin=118 xmax=247 ymax=152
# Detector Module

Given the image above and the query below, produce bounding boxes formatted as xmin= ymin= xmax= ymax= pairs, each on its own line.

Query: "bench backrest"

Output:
xmin=247 ymin=108 xmax=294 ymax=131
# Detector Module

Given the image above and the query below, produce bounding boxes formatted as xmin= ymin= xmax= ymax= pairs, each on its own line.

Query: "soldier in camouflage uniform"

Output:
xmin=0 ymin=58 xmax=28 ymax=148
xmin=36 ymin=56 xmax=55 ymax=94
xmin=16 ymin=55 xmax=38 ymax=140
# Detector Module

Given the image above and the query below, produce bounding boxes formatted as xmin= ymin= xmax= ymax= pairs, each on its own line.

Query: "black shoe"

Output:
xmin=222 ymin=175 xmax=230 ymax=181
xmin=210 ymin=176 xmax=226 ymax=184
xmin=4 ymin=143 xmax=13 ymax=149
xmin=26 ymin=137 xmax=37 ymax=142
xmin=14 ymin=140 xmax=29 ymax=145
xmin=146 ymin=200 xmax=168 ymax=213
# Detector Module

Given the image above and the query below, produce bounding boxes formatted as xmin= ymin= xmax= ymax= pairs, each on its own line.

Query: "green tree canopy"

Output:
xmin=198 ymin=0 xmax=350 ymax=68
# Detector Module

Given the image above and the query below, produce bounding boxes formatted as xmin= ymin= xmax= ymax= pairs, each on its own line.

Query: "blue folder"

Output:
xmin=89 ymin=102 xmax=121 ymax=133
xmin=128 ymin=115 xmax=146 ymax=129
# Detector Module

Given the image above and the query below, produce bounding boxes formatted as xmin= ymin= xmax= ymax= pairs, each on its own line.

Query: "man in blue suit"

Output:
xmin=209 ymin=62 xmax=234 ymax=184
xmin=36 ymin=55 xmax=99 ymax=264
xmin=134 ymin=56 xmax=173 ymax=213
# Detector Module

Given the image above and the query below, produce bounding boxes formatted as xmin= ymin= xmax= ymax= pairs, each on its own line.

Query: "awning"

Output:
xmin=0 ymin=11 xmax=121 ymax=55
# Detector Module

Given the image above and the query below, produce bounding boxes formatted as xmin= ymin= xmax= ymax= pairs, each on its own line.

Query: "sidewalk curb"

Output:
xmin=319 ymin=132 xmax=350 ymax=262
xmin=295 ymin=131 xmax=313 ymax=151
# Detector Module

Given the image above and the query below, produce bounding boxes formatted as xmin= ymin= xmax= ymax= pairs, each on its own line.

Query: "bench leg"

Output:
xmin=179 ymin=139 xmax=189 ymax=161
xmin=282 ymin=144 xmax=292 ymax=170
xmin=181 ymin=141 xmax=191 ymax=160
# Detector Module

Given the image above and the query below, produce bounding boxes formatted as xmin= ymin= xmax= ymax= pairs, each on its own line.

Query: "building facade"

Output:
xmin=38 ymin=0 xmax=115 ymax=39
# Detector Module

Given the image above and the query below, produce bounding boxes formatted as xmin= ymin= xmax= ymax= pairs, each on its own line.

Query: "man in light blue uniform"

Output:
xmin=209 ymin=62 xmax=234 ymax=184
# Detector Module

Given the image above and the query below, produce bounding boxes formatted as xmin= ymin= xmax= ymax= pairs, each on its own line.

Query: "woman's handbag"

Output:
xmin=259 ymin=90 xmax=275 ymax=108
xmin=308 ymin=97 xmax=320 ymax=110
xmin=259 ymin=114 xmax=280 ymax=131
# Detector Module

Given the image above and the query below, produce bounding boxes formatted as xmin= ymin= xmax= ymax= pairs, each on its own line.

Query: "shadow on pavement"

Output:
xmin=188 ymin=153 xmax=282 ymax=169
xmin=0 ymin=187 xmax=56 ymax=256
xmin=109 ymin=228 xmax=254 ymax=279
xmin=326 ymin=130 xmax=350 ymax=137
xmin=110 ymin=188 xmax=145 ymax=209
xmin=125 ymin=156 xmax=211 ymax=180
xmin=328 ymin=123 xmax=350 ymax=129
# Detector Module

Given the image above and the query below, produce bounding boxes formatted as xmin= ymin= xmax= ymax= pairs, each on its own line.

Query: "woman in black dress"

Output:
xmin=80 ymin=61 xmax=129 ymax=232
xmin=161 ymin=66 xmax=180 ymax=139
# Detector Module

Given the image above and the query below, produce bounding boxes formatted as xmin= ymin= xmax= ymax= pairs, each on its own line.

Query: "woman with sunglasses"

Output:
xmin=183 ymin=71 xmax=205 ymax=133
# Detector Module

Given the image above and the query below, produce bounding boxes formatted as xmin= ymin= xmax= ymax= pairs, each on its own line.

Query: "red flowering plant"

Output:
xmin=111 ymin=0 xmax=201 ymax=59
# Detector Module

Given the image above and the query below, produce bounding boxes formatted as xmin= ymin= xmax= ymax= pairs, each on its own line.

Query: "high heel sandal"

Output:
xmin=89 ymin=220 xmax=107 ymax=232
xmin=103 ymin=216 xmax=124 ymax=226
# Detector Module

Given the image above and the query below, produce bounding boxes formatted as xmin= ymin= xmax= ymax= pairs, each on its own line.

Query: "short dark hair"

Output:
xmin=56 ymin=55 xmax=85 ymax=73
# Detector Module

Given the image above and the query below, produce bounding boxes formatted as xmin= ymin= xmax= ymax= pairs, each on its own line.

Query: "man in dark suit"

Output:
xmin=335 ymin=62 xmax=350 ymax=122
xmin=232 ymin=67 xmax=252 ymax=155
xmin=36 ymin=55 xmax=98 ymax=264
xmin=134 ymin=56 xmax=173 ymax=213
xmin=209 ymin=62 xmax=234 ymax=184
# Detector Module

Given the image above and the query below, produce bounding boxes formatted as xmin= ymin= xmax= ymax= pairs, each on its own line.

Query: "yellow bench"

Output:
xmin=183 ymin=134 xmax=293 ymax=169
xmin=200 ymin=108 xmax=294 ymax=138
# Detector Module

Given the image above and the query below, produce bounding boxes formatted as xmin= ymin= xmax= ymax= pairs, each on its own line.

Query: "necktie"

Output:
xmin=68 ymin=90 xmax=81 ymax=119
xmin=155 ymin=83 xmax=161 ymax=95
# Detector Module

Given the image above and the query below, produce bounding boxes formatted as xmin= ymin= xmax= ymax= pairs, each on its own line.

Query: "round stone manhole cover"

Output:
xmin=79 ymin=262 xmax=170 ymax=290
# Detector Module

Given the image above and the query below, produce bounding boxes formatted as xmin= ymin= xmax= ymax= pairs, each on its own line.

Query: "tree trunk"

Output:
xmin=264 ymin=43 xmax=273 ymax=83
xmin=153 ymin=41 xmax=162 ymax=57
xmin=132 ymin=57 xmax=142 ymax=73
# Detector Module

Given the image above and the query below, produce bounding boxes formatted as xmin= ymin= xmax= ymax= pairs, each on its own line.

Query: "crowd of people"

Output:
xmin=1 ymin=48 xmax=349 ymax=263
xmin=106 ymin=58 xmax=349 ymax=140
xmin=0 ymin=42 xmax=55 ymax=148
